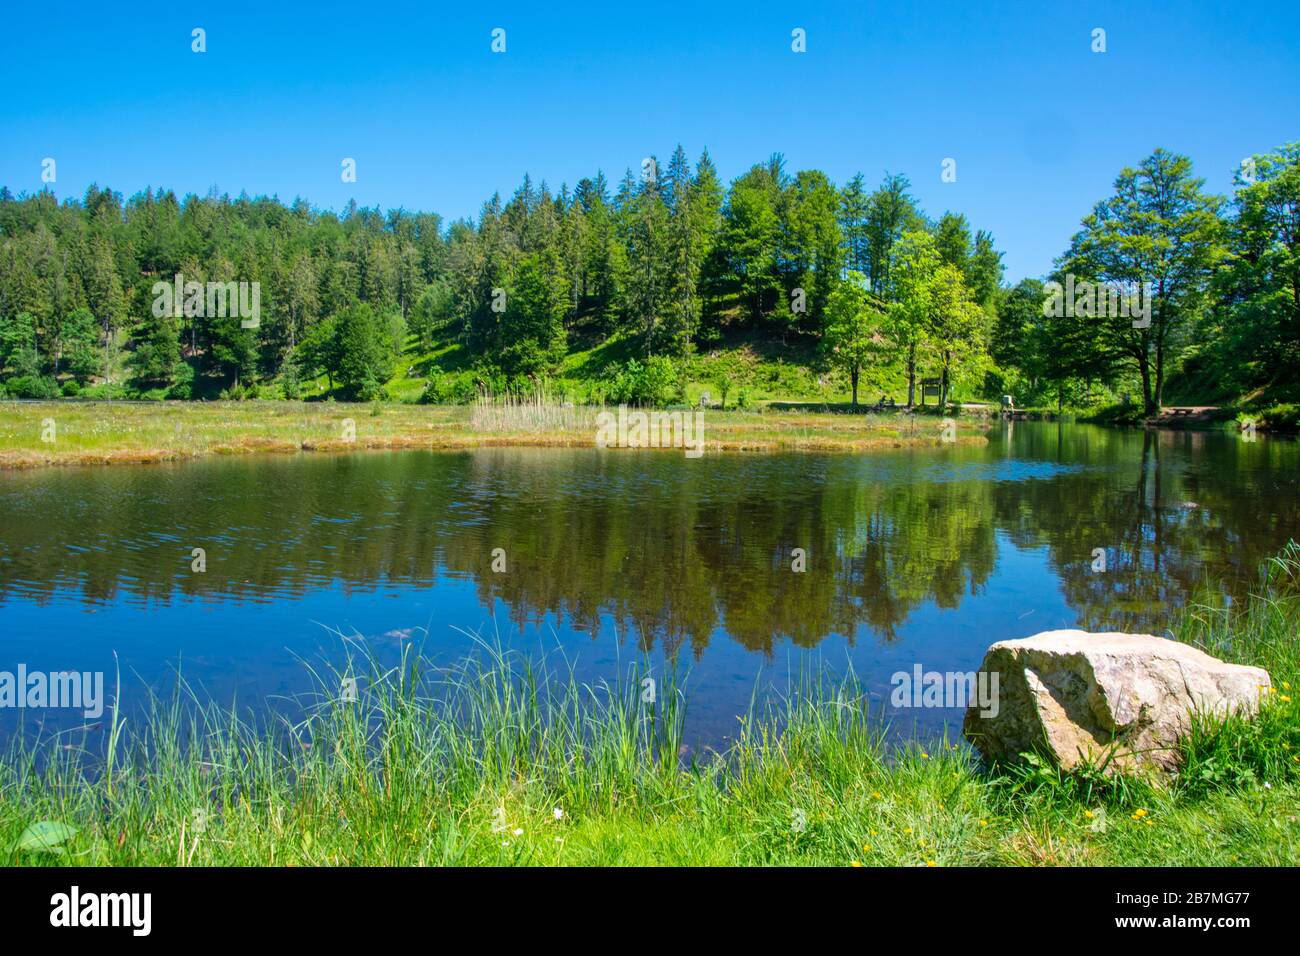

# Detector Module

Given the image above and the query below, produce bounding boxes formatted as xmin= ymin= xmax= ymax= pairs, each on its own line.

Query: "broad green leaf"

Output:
xmin=12 ymin=821 xmax=77 ymax=853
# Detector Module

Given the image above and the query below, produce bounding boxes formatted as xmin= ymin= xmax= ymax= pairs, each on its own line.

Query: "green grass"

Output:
xmin=392 ymin=322 xmax=926 ymax=409
xmin=3 ymin=547 xmax=1299 ymax=867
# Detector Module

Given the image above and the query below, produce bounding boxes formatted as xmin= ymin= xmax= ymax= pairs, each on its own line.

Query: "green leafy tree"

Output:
xmin=1217 ymin=143 xmax=1300 ymax=387
xmin=887 ymin=230 xmax=939 ymax=405
xmin=990 ymin=279 xmax=1050 ymax=402
xmin=823 ymin=271 xmax=886 ymax=408
xmin=924 ymin=263 xmax=987 ymax=408
xmin=1061 ymin=149 xmax=1225 ymax=413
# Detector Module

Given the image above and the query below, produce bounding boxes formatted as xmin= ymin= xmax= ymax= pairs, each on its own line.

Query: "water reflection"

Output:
xmin=1 ymin=423 xmax=1295 ymax=647
xmin=0 ymin=422 xmax=1295 ymax=744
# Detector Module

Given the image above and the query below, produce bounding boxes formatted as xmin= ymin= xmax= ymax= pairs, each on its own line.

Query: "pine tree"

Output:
xmin=840 ymin=173 xmax=871 ymax=276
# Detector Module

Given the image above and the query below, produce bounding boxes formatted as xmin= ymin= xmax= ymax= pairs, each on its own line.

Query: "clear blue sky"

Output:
xmin=2 ymin=1 xmax=1296 ymax=282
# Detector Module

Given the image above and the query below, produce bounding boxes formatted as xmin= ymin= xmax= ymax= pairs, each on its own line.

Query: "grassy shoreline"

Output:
xmin=0 ymin=399 xmax=987 ymax=470
xmin=3 ymin=550 xmax=1298 ymax=867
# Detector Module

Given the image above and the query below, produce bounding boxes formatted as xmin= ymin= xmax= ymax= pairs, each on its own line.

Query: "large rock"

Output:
xmin=963 ymin=630 xmax=1270 ymax=774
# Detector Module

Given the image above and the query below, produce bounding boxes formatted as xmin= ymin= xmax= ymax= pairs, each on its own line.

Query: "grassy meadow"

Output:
xmin=0 ymin=397 xmax=985 ymax=469
xmin=3 ymin=547 xmax=1298 ymax=867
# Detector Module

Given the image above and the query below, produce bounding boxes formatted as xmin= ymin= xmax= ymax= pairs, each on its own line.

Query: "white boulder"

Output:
xmin=963 ymin=630 xmax=1271 ymax=773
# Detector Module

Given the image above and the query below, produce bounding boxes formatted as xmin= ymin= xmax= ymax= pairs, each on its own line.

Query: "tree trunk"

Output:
xmin=1154 ymin=338 xmax=1165 ymax=410
xmin=1139 ymin=349 xmax=1154 ymax=415
xmin=851 ymin=368 xmax=859 ymax=409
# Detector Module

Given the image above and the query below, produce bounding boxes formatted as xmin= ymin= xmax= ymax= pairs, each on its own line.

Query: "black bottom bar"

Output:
xmin=0 ymin=866 xmax=1282 ymax=941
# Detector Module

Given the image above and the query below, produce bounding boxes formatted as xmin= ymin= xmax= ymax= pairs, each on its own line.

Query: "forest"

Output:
xmin=0 ymin=142 xmax=1296 ymax=419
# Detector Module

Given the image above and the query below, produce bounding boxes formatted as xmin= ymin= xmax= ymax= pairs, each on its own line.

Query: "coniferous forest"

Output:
xmin=1 ymin=142 xmax=1297 ymax=420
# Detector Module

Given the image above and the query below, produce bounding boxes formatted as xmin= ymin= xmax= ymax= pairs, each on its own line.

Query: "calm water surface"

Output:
xmin=1 ymin=421 xmax=1296 ymax=747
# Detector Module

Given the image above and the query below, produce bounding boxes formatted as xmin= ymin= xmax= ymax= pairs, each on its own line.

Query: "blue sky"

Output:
xmin=1 ymin=1 xmax=1296 ymax=282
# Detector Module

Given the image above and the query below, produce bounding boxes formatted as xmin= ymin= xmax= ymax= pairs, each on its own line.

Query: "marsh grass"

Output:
xmin=468 ymin=391 xmax=598 ymax=434
xmin=3 ymin=554 xmax=1298 ymax=867
xmin=0 ymin=399 xmax=979 ymax=469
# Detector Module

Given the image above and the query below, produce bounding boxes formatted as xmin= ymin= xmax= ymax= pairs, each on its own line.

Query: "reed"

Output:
xmin=467 ymin=390 xmax=599 ymax=434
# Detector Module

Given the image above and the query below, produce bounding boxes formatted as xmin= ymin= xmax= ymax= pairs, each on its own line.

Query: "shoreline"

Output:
xmin=4 ymin=397 xmax=1285 ymax=472
xmin=0 ymin=400 xmax=987 ymax=470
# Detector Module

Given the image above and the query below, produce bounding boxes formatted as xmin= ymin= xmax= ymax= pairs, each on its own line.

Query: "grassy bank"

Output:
xmin=1075 ymin=398 xmax=1298 ymax=433
xmin=0 ymin=398 xmax=984 ymax=469
xmin=3 ymin=548 xmax=1298 ymax=867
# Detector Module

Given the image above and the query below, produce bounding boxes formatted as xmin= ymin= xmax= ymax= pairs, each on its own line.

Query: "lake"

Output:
xmin=1 ymin=420 xmax=1296 ymax=749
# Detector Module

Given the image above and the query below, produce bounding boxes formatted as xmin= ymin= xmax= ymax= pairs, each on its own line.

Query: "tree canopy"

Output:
xmin=2 ymin=142 xmax=1296 ymax=411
